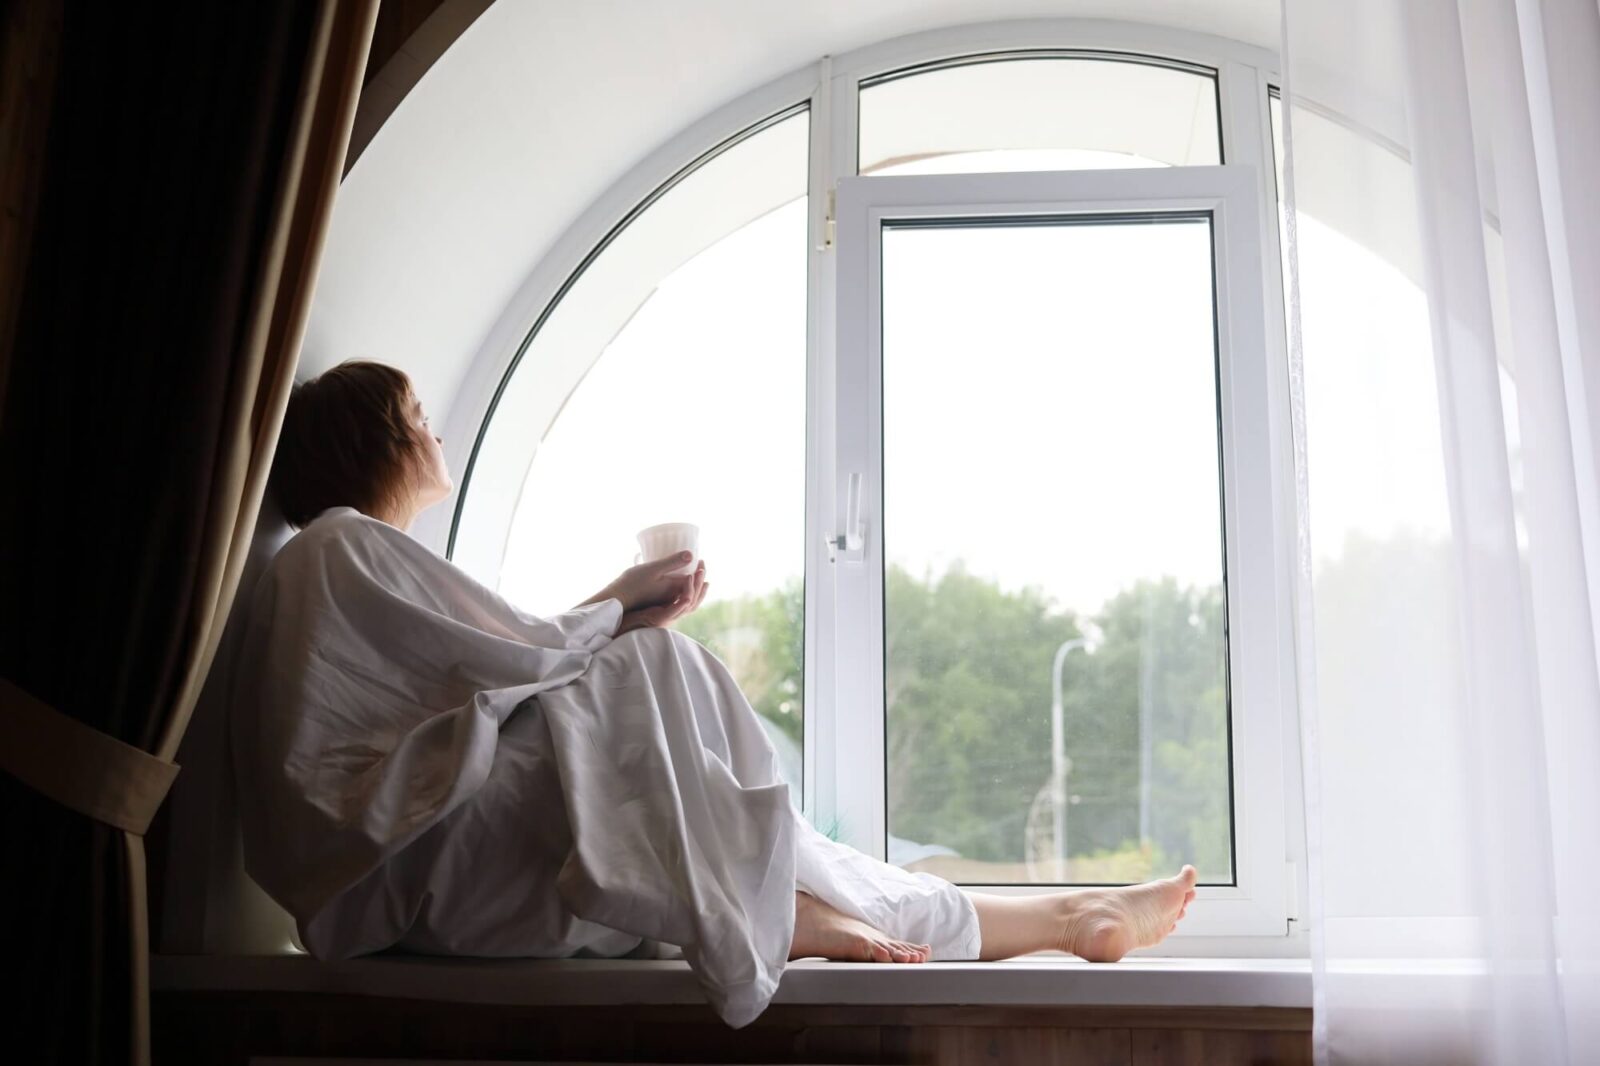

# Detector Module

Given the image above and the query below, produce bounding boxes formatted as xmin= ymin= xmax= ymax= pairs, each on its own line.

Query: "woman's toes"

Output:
xmin=873 ymin=940 xmax=932 ymax=964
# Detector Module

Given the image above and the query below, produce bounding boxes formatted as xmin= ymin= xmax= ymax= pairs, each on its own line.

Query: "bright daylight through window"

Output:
xmin=880 ymin=215 xmax=1232 ymax=887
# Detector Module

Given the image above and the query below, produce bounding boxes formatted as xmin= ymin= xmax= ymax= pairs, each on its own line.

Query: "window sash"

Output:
xmin=823 ymin=166 xmax=1290 ymax=938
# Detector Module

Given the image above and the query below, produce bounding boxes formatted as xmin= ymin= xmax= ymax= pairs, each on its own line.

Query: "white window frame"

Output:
xmin=827 ymin=166 xmax=1287 ymax=939
xmin=443 ymin=20 xmax=1307 ymax=951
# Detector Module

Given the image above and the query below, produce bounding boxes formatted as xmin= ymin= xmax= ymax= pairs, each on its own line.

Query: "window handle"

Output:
xmin=828 ymin=471 xmax=866 ymax=564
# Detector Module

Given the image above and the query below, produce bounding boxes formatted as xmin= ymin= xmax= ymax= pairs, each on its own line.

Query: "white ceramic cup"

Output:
xmin=635 ymin=522 xmax=699 ymax=576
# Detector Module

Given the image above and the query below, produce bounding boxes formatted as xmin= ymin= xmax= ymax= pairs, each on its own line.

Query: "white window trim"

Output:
xmin=829 ymin=166 xmax=1287 ymax=940
xmin=439 ymin=19 xmax=1308 ymax=953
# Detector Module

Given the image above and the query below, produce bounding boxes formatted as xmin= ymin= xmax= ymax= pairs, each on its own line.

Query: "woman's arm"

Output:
xmin=487 ymin=595 xmax=624 ymax=654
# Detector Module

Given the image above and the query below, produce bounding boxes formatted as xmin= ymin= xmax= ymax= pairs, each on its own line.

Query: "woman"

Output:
xmin=232 ymin=360 xmax=1198 ymax=1027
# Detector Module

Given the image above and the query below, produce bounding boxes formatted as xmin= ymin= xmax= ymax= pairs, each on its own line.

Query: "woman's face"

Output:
xmin=409 ymin=394 xmax=453 ymax=510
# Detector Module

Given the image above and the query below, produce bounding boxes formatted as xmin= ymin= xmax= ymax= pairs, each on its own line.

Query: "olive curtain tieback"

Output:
xmin=0 ymin=676 xmax=180 ymax=836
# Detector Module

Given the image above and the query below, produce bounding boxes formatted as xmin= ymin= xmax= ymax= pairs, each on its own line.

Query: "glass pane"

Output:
xmin=460 ymin=113 xmax=809 ymax=797
xmin=859 ymin=57 xmax=1221 ymax=176
xmin=881 ymin=216 xmax=1234 ymax=885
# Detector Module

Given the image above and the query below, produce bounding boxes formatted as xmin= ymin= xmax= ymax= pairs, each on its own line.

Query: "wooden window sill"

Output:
xmin=151 ymin=952 xmax=1312 ymax=1010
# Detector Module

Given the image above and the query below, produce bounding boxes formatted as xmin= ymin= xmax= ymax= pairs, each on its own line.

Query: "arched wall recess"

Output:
xmin=283 ymin=8 xmax=1464 ymax=951
xmin=156 ymin=8 xmax=1459 ymax=957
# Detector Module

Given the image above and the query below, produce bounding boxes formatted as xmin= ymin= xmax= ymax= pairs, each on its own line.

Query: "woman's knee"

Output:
xmin=617 ymin=625 xmax=692 ymax=652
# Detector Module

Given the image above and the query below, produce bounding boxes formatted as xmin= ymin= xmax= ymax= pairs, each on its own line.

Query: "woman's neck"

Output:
xmin=369 ymin=498 xmax=417 ymax=532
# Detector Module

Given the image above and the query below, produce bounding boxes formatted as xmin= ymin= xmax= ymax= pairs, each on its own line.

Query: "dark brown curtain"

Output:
xmin=0 ymin=2 xmax=377 ymax=1063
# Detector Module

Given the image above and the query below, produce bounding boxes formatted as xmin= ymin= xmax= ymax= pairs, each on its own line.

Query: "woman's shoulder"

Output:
xmin=277 ymin=505 xmax=475 ymax=596
xmin=263 ymin=506 xmax=409 ymax=580
xmin=301 ymin=504 xmax=375 ymax=534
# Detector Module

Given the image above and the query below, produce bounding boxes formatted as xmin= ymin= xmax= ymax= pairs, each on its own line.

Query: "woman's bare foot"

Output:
xmin=790 ymin=891 xmax=931 ymax=963
xmin=1053 ymin=865 xmax=1199 ymax=962
xmin=968 ymin=865 xmax=1199 ymax=961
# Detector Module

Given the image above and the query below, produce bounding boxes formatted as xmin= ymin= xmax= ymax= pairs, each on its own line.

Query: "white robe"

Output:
xmin=231 ymin=507 xmax=980 ymax=1026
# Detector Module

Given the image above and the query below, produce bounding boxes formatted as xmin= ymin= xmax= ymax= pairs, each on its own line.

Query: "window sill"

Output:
xmin=150 ymin=952 xmax=1312 ymax=1010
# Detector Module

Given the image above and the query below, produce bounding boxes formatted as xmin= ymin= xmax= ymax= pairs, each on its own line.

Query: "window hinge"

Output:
xmin=819 ymin=188 xmax=836 ymax=251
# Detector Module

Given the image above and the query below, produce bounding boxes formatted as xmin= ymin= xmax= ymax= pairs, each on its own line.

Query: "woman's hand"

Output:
xmin=614 ymin=560 xmax=708 ymax=636
xmin=583 ymin=552 xmax=703 ymax=612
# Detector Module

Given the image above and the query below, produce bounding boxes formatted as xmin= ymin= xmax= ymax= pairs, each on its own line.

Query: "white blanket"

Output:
xmin=231 ymin=507 xmax=978 ymax=1025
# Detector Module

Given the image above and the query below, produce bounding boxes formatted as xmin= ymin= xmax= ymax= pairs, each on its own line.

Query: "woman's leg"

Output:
xmin=788 ymin=802 xmax=1196 ymax=964
xmin=640 ymin=633 xmax=1198 ymax=966
xmin=967 ymin=865 xmax=1198 ymax=962
xmin=787 ymin=865 xmax=1198 ymax=964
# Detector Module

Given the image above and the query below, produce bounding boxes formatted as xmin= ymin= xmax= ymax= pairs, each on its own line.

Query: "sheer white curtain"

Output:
xmin=1279 ymin=0 xmax=1600 ymax=1062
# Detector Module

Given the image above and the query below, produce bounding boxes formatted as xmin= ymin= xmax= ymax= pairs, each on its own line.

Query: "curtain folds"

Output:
xmin=0 ymin=3 xmax=376 ymax=1063
xmin=1280 ymin=0 xmax=1600 ymax=1062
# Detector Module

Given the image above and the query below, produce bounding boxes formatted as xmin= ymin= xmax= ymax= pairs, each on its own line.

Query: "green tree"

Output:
xmin=884 ymin=562 xmax=1079 ymax=864
xmin=675 ymin=578 xmax=805 ymax=743
xmin=887 ymin=568 xmax=1229 ymax=880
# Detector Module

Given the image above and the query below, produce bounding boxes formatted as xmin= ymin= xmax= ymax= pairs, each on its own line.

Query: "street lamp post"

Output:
xmin=1050 ymin=637 xmax=1089 ymax=881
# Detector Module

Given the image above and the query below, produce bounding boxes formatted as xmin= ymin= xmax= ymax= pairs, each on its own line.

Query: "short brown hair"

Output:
xmin=270 ymin=360 xmax=427 ymax=528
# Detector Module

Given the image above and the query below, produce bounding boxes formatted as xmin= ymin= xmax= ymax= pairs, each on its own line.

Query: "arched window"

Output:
xmin=452 ymin=32 xmax=1294 ymax=938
